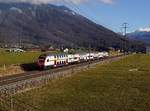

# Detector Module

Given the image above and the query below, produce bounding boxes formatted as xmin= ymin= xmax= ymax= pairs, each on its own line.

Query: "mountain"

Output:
xmin=127 ymin=28 xmax=150 ymax=45
xmin=0 ymin=3 xmax=146 ymax=52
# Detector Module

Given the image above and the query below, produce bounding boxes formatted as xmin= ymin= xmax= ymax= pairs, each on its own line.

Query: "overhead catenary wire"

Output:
xmin=70 ymin=0 xmax=100 ymax=23
xmin=0 ymin=10 xmax=24 ymax=48
xmin=61 ymin=0 xmax=99 ymax=23
xmin=61 ymin=0 xmax=100 ymax=51
xmin=61 ymin=0 xmax=79 ymax=13
xmin=0 ymin=12 xmax=10 ymax=47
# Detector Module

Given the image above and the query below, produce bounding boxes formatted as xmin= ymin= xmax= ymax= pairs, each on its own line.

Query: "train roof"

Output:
xmin=40 ymin=53 xmax=68 ymax=57
xmin=39 ymin=51 xmax=104 ymax=57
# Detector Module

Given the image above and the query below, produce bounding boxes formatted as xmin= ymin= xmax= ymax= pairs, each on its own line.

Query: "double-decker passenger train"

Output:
xmin=37 ymin=52 xmax=109 ymax=70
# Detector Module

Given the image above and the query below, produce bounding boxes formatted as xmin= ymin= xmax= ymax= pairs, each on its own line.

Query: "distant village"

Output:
xmin=1 ymin=42 xmax=150 ymax=54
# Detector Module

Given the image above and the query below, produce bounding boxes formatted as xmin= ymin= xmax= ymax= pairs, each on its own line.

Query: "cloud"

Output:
xmin=99 ymin=0 xmax=114 ymax=4
xmin=0 ymin=0 xmax=114 ymax=5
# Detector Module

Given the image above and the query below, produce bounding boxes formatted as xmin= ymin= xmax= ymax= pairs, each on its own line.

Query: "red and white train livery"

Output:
xmin=37 ymin=52 xmax=109 ymax=70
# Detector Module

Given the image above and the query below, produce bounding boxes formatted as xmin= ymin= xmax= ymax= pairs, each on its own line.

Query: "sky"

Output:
xmin=0 ymin=0 xmax=149 ymax=33
xmin=61 ymin=0 xmax=150 ymax=33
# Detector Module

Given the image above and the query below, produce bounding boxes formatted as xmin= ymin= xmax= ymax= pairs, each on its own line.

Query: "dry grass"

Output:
xmin=0 ymin=65 xmax=24 ymax=77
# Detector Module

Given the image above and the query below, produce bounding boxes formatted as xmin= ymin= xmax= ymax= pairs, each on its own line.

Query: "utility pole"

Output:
xmin=122 ymin=22 xmax=129 ymax=37
xmin=121 ymin=23 xmax=129 ymax=53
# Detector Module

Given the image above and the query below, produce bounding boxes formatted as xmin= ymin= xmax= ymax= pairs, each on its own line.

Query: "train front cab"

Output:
xmin=37 ymin=55 xmax=47 ymax=70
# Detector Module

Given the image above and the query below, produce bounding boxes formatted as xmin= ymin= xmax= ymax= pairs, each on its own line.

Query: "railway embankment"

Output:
xmin=0 ymin=55 xmax=127 ymax=96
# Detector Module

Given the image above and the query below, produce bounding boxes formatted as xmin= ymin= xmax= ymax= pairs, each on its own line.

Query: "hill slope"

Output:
xmin=0 ymin=3 xmax=146 ymax=52
xmin=128 ymin=29 xmax=150 ymax=45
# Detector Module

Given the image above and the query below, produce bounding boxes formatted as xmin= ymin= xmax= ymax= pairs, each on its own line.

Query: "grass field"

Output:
xmin=13 ymin=54 xmax=150 ymax=111
xmin=0 ymin=49 xmax=120 ymax=67
xmin=0 ymin=51 xmax=59 ymax=76
xmin=0 ymin=51 xmax=58 ymax=66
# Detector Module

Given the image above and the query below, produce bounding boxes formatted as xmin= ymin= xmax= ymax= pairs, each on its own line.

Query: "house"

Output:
xmin=146 ymin=46 xmax=150 ymax=54
xmin=64 ymin=48 xmax=69 ymax=53
xmin=6 ymin=48 xmax=25 ymax=52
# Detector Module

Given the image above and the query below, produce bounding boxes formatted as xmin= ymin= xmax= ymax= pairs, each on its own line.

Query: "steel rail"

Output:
xmin=0 ymin=55 xmax=125 ymax=87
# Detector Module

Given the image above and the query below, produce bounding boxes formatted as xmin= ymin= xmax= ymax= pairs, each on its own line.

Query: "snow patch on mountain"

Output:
xmin=138 ymin=27 xmax=150 ymax=32
xmin=64 ymin=9 xmax=76 ymax=15
xmin=71 ymin=11 xmax=76 ymax=15
xmin=10 ymin=7 xmax=23 ymax=13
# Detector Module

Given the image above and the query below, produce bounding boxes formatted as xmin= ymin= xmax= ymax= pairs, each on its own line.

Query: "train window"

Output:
xmin=39 ymin=57 xmax=45 ymax=59
xmin=47 ymin=59 xmax=49 ymax=62
xmin=39 ymin=60 xmax=44 ymax=63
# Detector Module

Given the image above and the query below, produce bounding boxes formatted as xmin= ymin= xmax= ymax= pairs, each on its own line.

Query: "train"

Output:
xmin=37 ymin=52 xmax=109 ymax=70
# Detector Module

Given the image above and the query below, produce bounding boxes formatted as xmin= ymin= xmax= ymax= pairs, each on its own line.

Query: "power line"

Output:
xmin=121 ymin=22 xmax=129 ymax=37
xmin=62 ymin=0 xmax=99 ymax=23
xmin=61 ymin=0 xmax=79 ymax=13
xmin=0 ymin=13 xmax=10 ymax=48
xmin=0 ymin=13 xmax=9 ymax=26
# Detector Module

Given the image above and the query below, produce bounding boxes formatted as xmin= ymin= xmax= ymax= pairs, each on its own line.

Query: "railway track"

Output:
xmin=0 ymin=55 xmax=125 ymax=87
